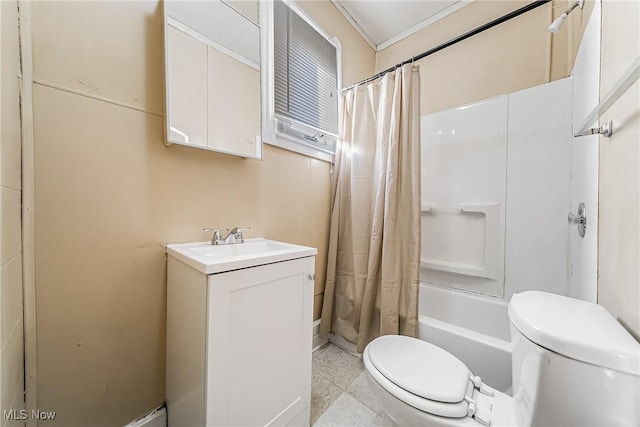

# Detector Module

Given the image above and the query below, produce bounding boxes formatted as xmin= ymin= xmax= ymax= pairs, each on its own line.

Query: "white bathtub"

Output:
xmin=418 ymin=283 xmax=513 ymax=392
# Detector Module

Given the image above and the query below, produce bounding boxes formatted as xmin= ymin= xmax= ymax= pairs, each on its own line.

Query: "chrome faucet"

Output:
xmin=203 ymin=227 xmax=250 ymax=245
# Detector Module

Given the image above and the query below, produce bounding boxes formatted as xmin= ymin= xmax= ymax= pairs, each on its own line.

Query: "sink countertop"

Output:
xmin=166 ymin=238 xmax=317 ymax=274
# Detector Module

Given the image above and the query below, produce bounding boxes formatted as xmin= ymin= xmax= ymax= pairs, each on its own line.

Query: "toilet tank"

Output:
xmin=508 ymin=291 xmax=640 ymax=427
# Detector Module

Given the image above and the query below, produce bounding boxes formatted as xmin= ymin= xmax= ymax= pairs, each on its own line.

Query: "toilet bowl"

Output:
xmin=364 ymin=291 xmax=640 ymax=427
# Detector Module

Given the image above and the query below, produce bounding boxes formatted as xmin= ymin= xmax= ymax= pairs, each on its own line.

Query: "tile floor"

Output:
xmin=311 ymin=343 xmax=384 ymax=426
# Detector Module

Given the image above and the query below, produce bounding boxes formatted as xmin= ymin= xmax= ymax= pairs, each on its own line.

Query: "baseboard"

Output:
xmin=124 ymin=406 xmax=166 ymax=427
xmin=313 ymin=320 xmax=362 ymax=357
xmin=328 ymin=333 xmax=360 ymax=357
xmin=312 ymin=319 xmax=329 ymax=352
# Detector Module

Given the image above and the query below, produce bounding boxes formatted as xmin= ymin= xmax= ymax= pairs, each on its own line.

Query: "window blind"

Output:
xmin=274 ymin=0 xmax=339 ymax=135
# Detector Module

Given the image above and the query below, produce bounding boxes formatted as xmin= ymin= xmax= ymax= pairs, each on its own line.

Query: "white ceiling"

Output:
xmin=332 ymin=0 xmax=471 ymax=51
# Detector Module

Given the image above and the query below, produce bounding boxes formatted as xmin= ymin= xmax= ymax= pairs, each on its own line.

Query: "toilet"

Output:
xmin=364 ymin=291 xmax=640 ymax=426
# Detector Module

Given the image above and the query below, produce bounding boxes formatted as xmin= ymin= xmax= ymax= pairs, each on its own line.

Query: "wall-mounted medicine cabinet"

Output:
xmin=164 ymin=1 xmax=262 ymax=159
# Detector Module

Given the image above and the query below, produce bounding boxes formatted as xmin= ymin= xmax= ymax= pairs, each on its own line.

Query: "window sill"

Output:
xmin=266 ymin=134 xmax=335 ymax=163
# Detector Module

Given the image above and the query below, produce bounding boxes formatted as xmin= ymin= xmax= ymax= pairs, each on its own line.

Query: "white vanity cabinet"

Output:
xmin=166 ymin=239 xmax=316 ymax=426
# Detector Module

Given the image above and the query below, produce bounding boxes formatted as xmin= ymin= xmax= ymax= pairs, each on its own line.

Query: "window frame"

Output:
xmin=260 ymin=0 xmax=342 ymax=163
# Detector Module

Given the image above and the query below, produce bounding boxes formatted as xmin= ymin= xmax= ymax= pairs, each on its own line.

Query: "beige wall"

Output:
xmin=597 ymin=0 xmax=639 ymax=338
xmin=376 ymin=0 xmax=593 ymax=115
xmin=30 ymin=1 xmax=374 ymax=425
xmin=1 ymin=0 xmax=26 ymax=424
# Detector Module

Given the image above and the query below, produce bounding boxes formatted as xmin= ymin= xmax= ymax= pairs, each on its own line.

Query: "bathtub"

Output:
xmin=418 ymin=283 xmax=513 ymax=393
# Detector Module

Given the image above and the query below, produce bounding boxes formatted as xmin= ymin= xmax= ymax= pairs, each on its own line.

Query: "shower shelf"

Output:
xmin=422 ymin=204 xmax=490 ymax=214
xmin=575 ymin=56 xmax=640 ymax=138
xmin=420 ymin=202 xmax=501 ymax=280
xmin=420 ymin=257 xmax=490 ymax=278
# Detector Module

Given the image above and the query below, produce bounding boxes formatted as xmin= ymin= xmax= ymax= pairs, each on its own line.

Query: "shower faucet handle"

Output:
xmin=568 ymin=203 xmax=587 ymax=238
xmin=567 ymin=212 xmax=586 ymax=224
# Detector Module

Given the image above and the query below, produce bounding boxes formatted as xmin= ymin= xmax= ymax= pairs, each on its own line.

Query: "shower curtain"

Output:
xmin=319 ymin=64 xmax=421 ymax=352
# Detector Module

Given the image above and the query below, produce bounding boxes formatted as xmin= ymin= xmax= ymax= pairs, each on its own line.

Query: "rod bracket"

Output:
xmin=575 ymin=120 xmax=613 ymax=138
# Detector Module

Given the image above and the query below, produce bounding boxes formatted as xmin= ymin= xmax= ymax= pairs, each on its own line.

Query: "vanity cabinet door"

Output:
xmin=206 ymin=256 xmax=314 ymax=426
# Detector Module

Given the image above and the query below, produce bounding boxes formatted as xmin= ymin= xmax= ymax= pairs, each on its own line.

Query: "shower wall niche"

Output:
xmin=421 ymin=78 xmax=572 ymax=298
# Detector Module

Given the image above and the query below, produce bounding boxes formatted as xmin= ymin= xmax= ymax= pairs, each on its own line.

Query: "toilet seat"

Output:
xmin=364 ymin=335 xmax=495 ymax=426
xmin=367 ymin=335 xmax=471 ymax=403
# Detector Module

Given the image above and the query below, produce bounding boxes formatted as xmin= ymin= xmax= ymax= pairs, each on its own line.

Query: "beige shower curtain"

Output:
xmin=320 ymin=64 xmax=421 ymax=352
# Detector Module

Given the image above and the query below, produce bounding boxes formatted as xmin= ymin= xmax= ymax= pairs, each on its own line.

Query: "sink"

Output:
xmin=166 ymin=238 xmax=317 ymax=274
xmin=190 ymin=239 xmax=292 ymax=257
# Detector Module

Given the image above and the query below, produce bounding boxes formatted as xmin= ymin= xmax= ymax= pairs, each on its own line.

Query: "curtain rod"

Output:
xmin=342 ymin=0 xmax=551 ymax=92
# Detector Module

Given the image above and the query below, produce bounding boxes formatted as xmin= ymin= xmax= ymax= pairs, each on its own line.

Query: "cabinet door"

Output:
xmin=166 ymin=24 xmax=208 ymax=147
xmin=206 ymin=257 xmax=314 ymax=426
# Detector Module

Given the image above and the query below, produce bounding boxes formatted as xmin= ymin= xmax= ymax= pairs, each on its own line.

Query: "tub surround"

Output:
xmin=420 ymin=78 xmax=572 ymax=299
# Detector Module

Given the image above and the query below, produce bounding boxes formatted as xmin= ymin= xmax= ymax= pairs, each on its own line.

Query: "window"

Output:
xmin=261 ymin=0 xmax=341 ymax=162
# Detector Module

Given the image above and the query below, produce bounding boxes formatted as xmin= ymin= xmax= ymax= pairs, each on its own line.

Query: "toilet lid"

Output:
xmin=367 ymin=335 xmax=471 ymax=404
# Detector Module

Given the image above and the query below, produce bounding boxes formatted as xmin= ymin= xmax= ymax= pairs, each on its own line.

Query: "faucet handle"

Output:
xmin=203 ymin=228 xmax=223 ymax=245
xmin=236 ymin=227 xmax=251 ymax=243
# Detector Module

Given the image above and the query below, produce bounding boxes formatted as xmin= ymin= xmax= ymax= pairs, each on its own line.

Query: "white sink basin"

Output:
xmin=166 ymin=238 xmax=317 ymax=274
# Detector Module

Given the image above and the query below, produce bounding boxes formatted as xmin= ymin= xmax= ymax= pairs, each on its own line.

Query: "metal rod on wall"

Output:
xmin=341 ymin=0 xmax=552 ymax=91
xmin=574 ymin=56 xmax=640 ymax=138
